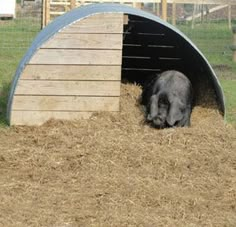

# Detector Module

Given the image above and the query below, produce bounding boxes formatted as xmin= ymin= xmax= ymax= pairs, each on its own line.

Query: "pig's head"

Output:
xmin=147 ymin=93 xmax=169 ymax=128
xmin=147 ymin=93 xmax=191 ymax=128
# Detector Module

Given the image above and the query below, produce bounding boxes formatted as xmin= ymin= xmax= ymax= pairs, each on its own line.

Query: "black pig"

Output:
xmin=141 ymin=70 xmax=193 ymax=128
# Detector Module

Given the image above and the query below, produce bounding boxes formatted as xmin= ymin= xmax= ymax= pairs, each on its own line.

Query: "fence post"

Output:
xmin=191 ymin=3 xmax=197 ymax=29
xmin=230 ymin=26 xmax=236 ymax=63
xmin=44 ymin=0 xmax=50 ymax=27
xmin=42 ymin=0 xmax=50 ymax=28
xmin=172 ymin=0 xmax=176 ymax=26
xmin=42 ymin=0 xmax=45 ymax=28
xmin=132 ymin=2 xmax=142 ymax=10
xmin=70 ymin=0 xmax=76 ymax=10
xmin=228 ymin=5 xmax=232 ymax=30
xmin=161 ymin=0 xmax=167 ymax=21
xmin=155 ymin=2 xmax=160 ymax=16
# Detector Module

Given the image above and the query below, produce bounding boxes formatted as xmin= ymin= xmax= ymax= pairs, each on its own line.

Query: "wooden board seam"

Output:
xmin=13 ymin=94 xmax=120 ymax=97
xmin=12 ymin=110 xmax=120 ymax=112
xmin=20 ymin=79 xmax=121 ymax=81
xmin=39 ymin=48 xmax=123 ymax=50
xmin=59 ymin=32 xmax=124 ymax=34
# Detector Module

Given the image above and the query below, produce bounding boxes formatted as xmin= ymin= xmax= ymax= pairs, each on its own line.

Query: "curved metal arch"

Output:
xmin=7 ymin=3 xmax=225 ymax=122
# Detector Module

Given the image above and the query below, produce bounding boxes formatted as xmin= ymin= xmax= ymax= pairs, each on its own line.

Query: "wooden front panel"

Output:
xmin=11 ymin=13 xmax=124 ymax=125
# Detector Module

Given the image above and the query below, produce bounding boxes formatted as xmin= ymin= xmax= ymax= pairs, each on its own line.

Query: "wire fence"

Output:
xmin=0 ymin=0 xmax=41 ymax=88
xmin=1 ymin=0 xmax=236 ymax=86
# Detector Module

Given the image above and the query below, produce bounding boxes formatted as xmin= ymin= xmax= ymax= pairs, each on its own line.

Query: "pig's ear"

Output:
xmin=166 ymin=101 xmax=183 ymax=127
xmin=148 ymin=94 xmax=159 ymax=120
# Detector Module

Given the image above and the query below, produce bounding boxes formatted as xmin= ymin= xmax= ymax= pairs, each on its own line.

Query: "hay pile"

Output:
xmin=0 ymin=84 xmax=236 ymax=226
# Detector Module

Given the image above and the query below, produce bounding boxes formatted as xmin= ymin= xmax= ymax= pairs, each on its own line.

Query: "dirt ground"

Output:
xmin=0 ymin=84 xmax=236 ymax=227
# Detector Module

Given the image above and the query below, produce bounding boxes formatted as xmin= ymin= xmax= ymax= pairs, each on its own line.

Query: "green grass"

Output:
xmin=0 ymin=18 xmax=40 ymax=82
xmin=0 ymin=18 xmax=40 ymax=126
xmin=221 ymin=80 xmax=236 ymax=126
xmin=0 ymin=19 xmax=235 ymax=127
xmin=177 ymin=22 xmax=236 ymax=69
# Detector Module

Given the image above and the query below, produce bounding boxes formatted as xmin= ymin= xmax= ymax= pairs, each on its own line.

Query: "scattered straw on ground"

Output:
xmin=0 ymin=84 xmax=236 ymax=227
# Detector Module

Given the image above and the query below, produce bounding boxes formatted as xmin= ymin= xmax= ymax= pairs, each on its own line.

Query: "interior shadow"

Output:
xmin=121 ymin=14 xmax=222 ymax=115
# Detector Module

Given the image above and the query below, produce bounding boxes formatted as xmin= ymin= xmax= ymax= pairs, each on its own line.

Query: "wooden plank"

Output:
xmin=65 ymin=13 xmax=124 ymax=23
xmin=172 ymin=1 xmax=176 ymax=26
xmin=233 ymin=33 xmax=236 ymax=62
xmin=70 ymin=0 xmax=76 ymax=9
xmin=162 ymin=0 xmax=167 ymax=21
xmin=29 ymin=49 xmax=122 ymax=65
xmin=74 ymin=13 xmax=124 ymax=23
xmin=93 ymin=13 xmax=124 ymax=19
xmin=21 ymin=65 xmax=121 ymax=81
xmin=50 ymin=12 xmax=64 ymax=16
xmin=11 ymin=111 xmax=93 ymax=126
xmin=61 ymin=23 xmax=123 ymax=34
xmin=50 ymin=2 xmax=70 ymax=6
xmin=12 ymin=96 xmax=120 ymax=111
xmin=42 ymin=0 xmax=46 ymax=28
xmin=15 ymin=80 xmax=121 ymax=96
xmin=61 ymin=14 xmax=124 ymax=34
xmin=132 ymin=2 xmax=142 ymax=9
xmin=45 ymin=0 xmax=50 ymax=27
xmin=228 ymin=5 xmax=232 ymax=30
xmin=41 ymin=33 xmax=122 ymax=49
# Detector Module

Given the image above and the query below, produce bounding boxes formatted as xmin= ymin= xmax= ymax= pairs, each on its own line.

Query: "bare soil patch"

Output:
xmin=0 ymin=84 xmax=235 ymax=227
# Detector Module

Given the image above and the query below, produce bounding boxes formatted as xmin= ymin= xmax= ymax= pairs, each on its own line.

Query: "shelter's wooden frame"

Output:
xmin=11 ymin=13 xmax=124 ymax=125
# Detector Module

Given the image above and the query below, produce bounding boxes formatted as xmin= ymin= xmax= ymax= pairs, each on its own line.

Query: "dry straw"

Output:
xmin=0 ymin=84 xmax=235 ymax=226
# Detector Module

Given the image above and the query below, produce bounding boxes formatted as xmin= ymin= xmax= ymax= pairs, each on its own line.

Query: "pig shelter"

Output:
xmin=7 ymin=3 xmax=225 ymax=126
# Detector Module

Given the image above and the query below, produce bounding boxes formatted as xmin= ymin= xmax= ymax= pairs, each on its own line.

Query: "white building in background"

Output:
xmin=0 ymin=0 xmax=16 ymax=18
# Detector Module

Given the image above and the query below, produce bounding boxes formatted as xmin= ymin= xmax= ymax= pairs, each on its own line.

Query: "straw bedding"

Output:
xmin=0 ymin=83 xmax=235 ymax=226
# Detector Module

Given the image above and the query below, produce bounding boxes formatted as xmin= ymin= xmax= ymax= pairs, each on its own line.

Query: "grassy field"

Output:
xmin=178 ymin=22 xmax=236 ymax=70
xmin=0 ymin=18 xmax=40 ymax=126
xmin=0 ymin=19 xmax=235 ymax=126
